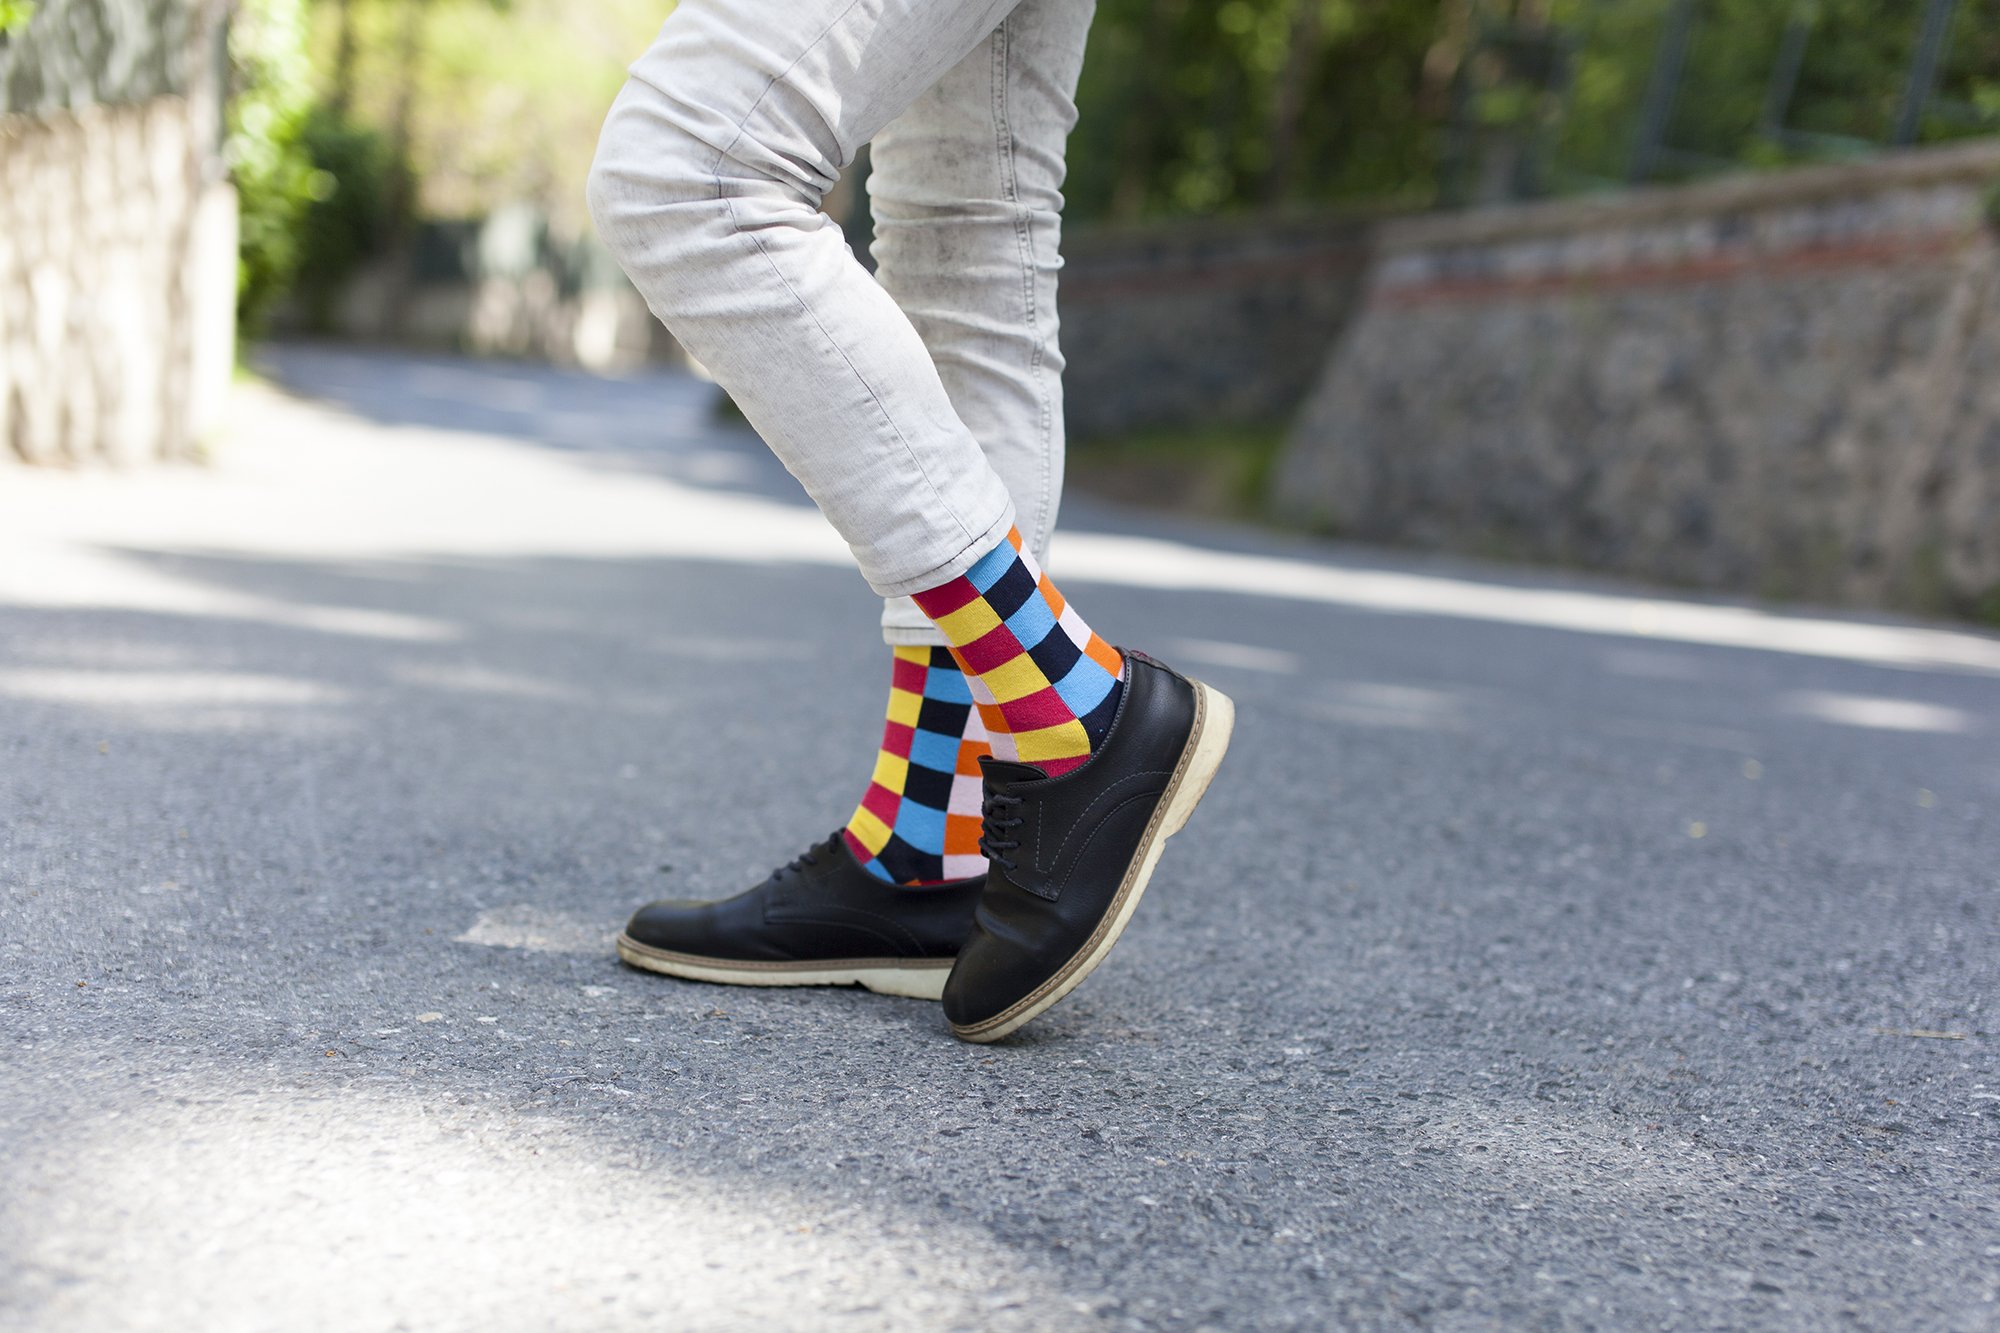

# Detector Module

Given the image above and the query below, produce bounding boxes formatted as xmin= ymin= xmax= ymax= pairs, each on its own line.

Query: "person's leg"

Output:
xmin=840 ymin=647 xmax=990 ymax=885
xmin=841 ymin=0 xmax=1094 ymax=884
xmin=593 ymin=0 xmax=1231 ymax=1035
xmin=868 ymin=0 xmax=1095 ymax=648
xmin=587 ymin=0 xmax=1028 ymax=598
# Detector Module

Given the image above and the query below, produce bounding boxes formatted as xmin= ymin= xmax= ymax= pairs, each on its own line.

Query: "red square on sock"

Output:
xmin=911 ymin=575 xmax=981 ymax=619
xmin=890 ymin=656 xmax=928 ymax=694
xmin=956 ymin=623 xmax=1026 ymax=676
xmin=881 ymin=721 xmax=915 ymax=758
xmin=861 ymin=782 xmax=901 ymax=825
xmin=998 ymin=685 xmax=1075 ymax=734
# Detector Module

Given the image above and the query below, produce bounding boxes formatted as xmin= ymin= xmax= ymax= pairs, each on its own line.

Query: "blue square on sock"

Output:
xmin=907 ymin=727 xmax=961 ymax=772
xmin=1002 ymin=596 xmax=1057 ymax=651
xmin=1052 ymin=660 xmax=1116 ymax=716
xmin=922 ymin=666 xmax=973 ymax=703
xmin=965 ymin=542 xmax=1019 ymax=593
xmin=895 ymin=803 xmax=946 ymax=847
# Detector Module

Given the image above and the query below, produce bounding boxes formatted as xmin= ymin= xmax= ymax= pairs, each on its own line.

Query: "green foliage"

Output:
xmin=229 ymin=0 xmax=319 ymax=331
xmin=291 ymin=105 xmax=394 ymax=329
xmin=255 ymin=0 xmax=2000 ymax=280
xmin=313 ymin=0 xmax=664 ymax=233
xmin=0 ymin=1 xmax=36 ymax=37
xmin=1066 ymin=0 xmax=2000 ymax=223
xmin=1069 ymin=0 xmax=1444 ymax=221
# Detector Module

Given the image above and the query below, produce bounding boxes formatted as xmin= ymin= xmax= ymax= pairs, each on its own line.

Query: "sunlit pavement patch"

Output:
xmin=456 ymin=907 xmax=620 ymax=955
xmin=3 ymin=1079 xmax=1073 ymax=1332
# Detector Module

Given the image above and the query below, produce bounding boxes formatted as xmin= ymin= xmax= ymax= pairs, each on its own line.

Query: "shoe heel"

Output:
xmin=1162 ymin=680 xmax=1234 ymax=838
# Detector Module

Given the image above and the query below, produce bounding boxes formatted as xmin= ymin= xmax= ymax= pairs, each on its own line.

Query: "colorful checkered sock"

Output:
xmin=842 ymin=646 xmax=994 ymax=885
xmin=911 ymin=528 xmax=1125 ymax=779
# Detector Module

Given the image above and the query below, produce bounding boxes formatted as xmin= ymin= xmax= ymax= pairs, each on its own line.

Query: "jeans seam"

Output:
xmin=709 ymin=0 xmax=874 ymax=182
xmin=697 ymin=0 xmax=985 ymax=566
xmin=873 ymin=506 xmax=1017 ymax=598
xmin=721 ymin=196 xmax=981 ymax=556
xmin=992 ymin=17 xmax=1056 ymax=555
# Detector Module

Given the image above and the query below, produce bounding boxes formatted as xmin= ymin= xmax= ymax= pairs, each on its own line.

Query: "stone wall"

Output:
xmin=1059 ymin=215 xmax=1371 ymax=440
xmin=0 ymin=0 xmax=235 ymax=465
xmin=1274 ymin=142 xmax=2000 ymax=618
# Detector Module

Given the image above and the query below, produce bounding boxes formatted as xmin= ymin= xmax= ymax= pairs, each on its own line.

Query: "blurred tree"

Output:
xmin=278 ymin=0 xmax=2000 ymax=264
xmin=1067 ymin=0 xmax=2000 ymax=221
xmin=307 ymin=0 xmax=662 ymax=236
xmin=291 ymin=102 xmax=392 ymax=327
xmin=229 ymin=0 xmax=320 ymax=329
xmin=1070 ymin=0 xmax=1447 ymax=221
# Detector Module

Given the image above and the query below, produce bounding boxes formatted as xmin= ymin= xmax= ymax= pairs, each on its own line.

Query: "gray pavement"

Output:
xmin=2 ymin=343 xmax=1996 ymax=1331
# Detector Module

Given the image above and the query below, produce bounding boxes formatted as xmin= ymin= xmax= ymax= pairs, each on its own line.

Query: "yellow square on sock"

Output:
xmin=981 ymin=654 xmax=1049 ymax=705
xmin=847 ymin=807 xmax=892 ymax=854
xmin=871 ymin=752 xmax=910 ymax=791
xmin=885 ymin=687 xmax=922 ymax=727
xmin=1009 ymin=719 xmax=1091 ymax=765
xmin=934 ymin=599 xmax=1002 ymax=645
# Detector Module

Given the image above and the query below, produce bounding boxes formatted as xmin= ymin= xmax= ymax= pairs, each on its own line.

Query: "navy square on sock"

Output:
xmin=876 ymin=834 xmax=942 ymax=885
xmin=980 ymin=559 xmax=1039 ymax=620
xmin=915 ymin=697 xmax=971 ymax=738
xmin=1025 ymin=624 xmax=1082 ymax=683
xmin=1076 ymin=674 xmax=1123 ymax=738
xmin=902 ymin=762 xmax=956 ymax=809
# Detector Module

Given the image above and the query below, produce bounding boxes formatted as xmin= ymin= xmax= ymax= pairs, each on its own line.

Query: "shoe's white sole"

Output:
xmin=950 ymin=677 xmax=1236 ymax=1044
xmin=615 ymin=934 xmax=952 ymax=1000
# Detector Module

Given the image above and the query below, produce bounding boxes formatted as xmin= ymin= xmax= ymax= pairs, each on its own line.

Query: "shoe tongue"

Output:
xmin=979 ymin=756 xmax=1048 ymax=786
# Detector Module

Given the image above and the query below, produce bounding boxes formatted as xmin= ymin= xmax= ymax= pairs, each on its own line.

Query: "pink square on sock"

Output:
xmin=911 ymin=575 xmax=980 ymax=619
xmin=998 ymin=685 xmax=1075 ymax=734
xmin=881 ymin=722 xmax=915 ymax=758
xmin=861 ymin=782 xmax=901 ymax=825
xmin=890 ymin=656 xmax=928 ymax=694
xmin=956 ymin=623 xmax=1026 ymax=676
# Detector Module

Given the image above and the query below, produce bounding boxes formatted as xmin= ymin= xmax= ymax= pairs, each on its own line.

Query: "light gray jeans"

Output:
xmin=586 ymin=0 xmax=1095 ymax=646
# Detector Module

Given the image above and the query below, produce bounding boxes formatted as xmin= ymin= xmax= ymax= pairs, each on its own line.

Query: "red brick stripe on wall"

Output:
xmin=1374 ymin=229 xmax=1975 ymax=309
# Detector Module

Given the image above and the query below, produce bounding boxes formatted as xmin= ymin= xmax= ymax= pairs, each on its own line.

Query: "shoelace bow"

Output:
xmin=979 ymin=791 xmax=1024 ymax=874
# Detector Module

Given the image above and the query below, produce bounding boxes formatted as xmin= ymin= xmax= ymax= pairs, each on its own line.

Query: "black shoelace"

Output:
xmin=979 ymin=791 xmax=1024 ymax=875
xmin=781 ymin=834 xmax=840 ymax=876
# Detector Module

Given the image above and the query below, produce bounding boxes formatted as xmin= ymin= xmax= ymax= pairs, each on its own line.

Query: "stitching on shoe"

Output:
xmin=1033 ymin=769 xmax=1172 ymax=878
xmin=768 ymin=906 xmax=927 ymax=954
xmin=1040 ymin=790 xmax=1162 ymax=900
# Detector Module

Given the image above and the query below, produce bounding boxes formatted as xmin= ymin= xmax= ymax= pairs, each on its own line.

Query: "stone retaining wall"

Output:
xmin=1274 ymin=142 xmax=2000 ymax=618
xmin=1 ymin=0 xmax=235 ymax=465
xmin=1058 ymin=215 xmax=1370 ymax=440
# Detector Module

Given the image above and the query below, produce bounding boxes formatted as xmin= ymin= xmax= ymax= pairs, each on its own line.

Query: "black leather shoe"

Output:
xmin=943 ymin=650 xmax=1234 ymax=1042
xmin=616 ymin=833 xmax=982 ymax=999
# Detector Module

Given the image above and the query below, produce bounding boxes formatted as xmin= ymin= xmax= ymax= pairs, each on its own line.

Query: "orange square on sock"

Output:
xmin=944 ymin=813 xmax=984 ymax=856
xmin=1083 ymin=634 xmax=1123 ymax=677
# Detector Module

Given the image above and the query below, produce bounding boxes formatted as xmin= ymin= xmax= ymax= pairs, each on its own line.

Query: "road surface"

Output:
xmin=2 ymin=344 xmax=1995 ymax=1330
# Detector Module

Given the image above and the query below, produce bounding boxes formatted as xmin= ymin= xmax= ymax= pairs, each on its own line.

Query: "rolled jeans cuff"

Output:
xmin=880 ymin=596 xmax=950 ymax=647
xmin=862 ymin=499 xmax=1018 ymax=602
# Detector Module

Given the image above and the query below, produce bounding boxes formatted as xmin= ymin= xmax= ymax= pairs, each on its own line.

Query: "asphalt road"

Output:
xmin=2 ymin=344 xmax=1996 ymax=1331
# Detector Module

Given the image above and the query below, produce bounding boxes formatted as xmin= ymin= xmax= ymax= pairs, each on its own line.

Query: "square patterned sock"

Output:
xmin=842 ymin=646 xmax=992 ymax=884
xmin=911 ymin=527 xmax=1124 ymax=778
